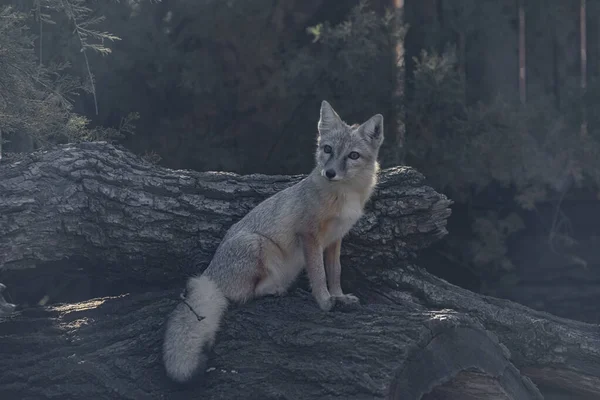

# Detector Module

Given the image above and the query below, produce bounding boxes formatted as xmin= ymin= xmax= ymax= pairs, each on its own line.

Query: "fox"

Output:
xmin=162 ymin=100 xmax=384 ymax=383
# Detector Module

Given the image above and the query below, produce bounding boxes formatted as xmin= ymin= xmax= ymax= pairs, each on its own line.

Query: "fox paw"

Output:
xmin=334 ymin=293 xmax=360 ymax=305
xmin=317 ymin=296 xmax=335 ymax=312
xmin=262 ymin=289 xmax=288 ymax=299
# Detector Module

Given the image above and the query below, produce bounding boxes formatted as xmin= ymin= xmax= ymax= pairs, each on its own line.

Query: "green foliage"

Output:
xmin=0 ymin=5 xmax=82 ymax=149
xmin=81 ymin=0 xmax=402 ymax=172
xmin=67 ymin=111 xmax=140 ymax=142
xmin=0 ymin=0 xmax=138 ymax=155
xmin=470 ymin=212 xmax=525 ymax=273
xmin=405 ymin=45 xmax=600 ymax=289
xmin=296 ymin=0 xmax=404 ymax=114
xmin=281 ymin=0 xmax=404 ymax=165
xmin=45 ymin=0 xmax=121 ymax=114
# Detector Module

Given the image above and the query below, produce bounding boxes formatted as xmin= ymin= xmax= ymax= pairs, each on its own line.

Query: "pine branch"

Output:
xmin=58 ymin=0 xmax=121 ymax=115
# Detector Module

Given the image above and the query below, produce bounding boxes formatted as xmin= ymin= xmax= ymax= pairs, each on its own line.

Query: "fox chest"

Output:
xmin=319 ymin=194 xmax=364 ymax=247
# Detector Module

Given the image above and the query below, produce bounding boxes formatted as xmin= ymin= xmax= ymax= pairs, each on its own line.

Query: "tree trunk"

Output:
xmin=518 ymin=0 xmax=527 ymax=104
xmin=581 ymin=0 xmax=588 ymax=136
xmin=1 ymin=142 xmax=599 ymax=399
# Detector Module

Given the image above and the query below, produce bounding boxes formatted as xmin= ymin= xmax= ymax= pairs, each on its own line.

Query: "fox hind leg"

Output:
xmin=253 ymin=236 xmax=301 ymax=298
xmin=254 ymin=278 xmax=288 ymax=298
xmin=205 ymin=233 xmax=268 ymax=304
xmin=208 ymin=232 xmax=297 ymax=300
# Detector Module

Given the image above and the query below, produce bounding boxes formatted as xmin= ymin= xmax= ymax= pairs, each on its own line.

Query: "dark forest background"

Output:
xmin=2 ymin=0 xmax=600 ymax=323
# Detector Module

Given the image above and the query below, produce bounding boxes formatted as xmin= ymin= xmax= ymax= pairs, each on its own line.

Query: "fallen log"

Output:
xmin=4 ymin=263 xmax=598 ymax=400
xmin=0 ymin=283 xmax=545 ymax=400
xmin=381 ymin=265 xmax=600 ymax=400
xmin=0 ymin=142 xmax=599 ymax=399
xmin=0 ymin=142 xmax=451 ymax=304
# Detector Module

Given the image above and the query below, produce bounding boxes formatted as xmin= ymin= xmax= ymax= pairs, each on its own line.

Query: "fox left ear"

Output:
xmin=357 ymin=114 xmax=384 ymax=147
xmin=318 ymin=100 xmax=343 ymax=135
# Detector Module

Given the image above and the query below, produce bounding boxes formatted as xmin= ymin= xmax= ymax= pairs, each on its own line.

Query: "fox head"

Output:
xmin=315 ymin=100 xmax=384 ymax=185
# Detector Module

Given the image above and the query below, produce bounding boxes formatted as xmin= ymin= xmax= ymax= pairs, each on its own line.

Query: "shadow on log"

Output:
xmin=0 ymin=142 xmax=599 ymax=399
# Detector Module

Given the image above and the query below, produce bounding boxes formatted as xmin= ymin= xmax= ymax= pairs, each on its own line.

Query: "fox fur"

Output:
xmin=162 ymin=100 xmax=385 ymax=383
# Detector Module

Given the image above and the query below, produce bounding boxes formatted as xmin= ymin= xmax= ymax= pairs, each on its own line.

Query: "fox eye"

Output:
xmin=348 ymin=151 xmax=360 ymax=160
xmin=323 ymin=145 xmax=332 ymax=154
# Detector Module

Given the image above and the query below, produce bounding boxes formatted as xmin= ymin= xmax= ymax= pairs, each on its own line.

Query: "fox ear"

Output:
xmin=357 ymin=114 xmax=384 ymax=147
xmin=318 ymin=100 xmax=343 ymax=135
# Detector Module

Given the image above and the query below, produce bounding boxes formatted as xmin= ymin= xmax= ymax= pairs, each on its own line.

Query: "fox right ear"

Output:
xmin=357 ymin=113 xmax=384 ymax=148
xmin=318 ymin=100 xmax=342 ymax=135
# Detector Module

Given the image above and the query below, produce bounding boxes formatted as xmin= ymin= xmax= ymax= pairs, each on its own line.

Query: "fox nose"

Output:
xmin=325 ymin=169 xmax=336 ymax=179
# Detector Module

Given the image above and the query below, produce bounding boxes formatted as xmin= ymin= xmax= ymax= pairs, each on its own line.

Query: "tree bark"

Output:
xmin=0 ymin=142 xmax=451 ymax=304
xmin=0 ymin=142 xmax=599 ymax=399
xmin=2 ymin=264 xmax=600 ymax=400
xmin=581 ymin=0 xmax=588 ymax=136
xmin=519 ymin=0 xmax=527 ymax=104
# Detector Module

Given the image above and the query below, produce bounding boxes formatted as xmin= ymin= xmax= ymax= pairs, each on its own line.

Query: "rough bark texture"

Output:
xmin=1 ymin=142 xmax=599 ymax=399
xmin=0 ymin=142 xmax=450 ymax=304
xmin=3 ymin=264 xmax=599 ymax=400
xmin=1 ymin=282 xmax=544 ymax=400
xmin=382 ymin=266 xmax=600 ymax=400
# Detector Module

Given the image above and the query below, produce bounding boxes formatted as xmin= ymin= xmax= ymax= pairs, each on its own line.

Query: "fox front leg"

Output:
xmin=324 ymin=240 xmax=359 ymax=306
xmin=302 ymin=234 xmax=335 ymax=311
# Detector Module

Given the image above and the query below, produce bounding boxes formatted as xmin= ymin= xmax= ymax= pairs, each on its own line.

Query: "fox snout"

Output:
xmin=321 ymin=168 xmax=342 ymax=181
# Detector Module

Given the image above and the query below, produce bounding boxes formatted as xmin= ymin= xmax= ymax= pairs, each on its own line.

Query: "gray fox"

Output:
xmin=162 ymin=100 xmax=384 ymax=383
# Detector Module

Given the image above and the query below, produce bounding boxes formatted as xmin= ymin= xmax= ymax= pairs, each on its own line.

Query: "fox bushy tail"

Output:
xmin=162 ymin=275 xmax=228 ymax=383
